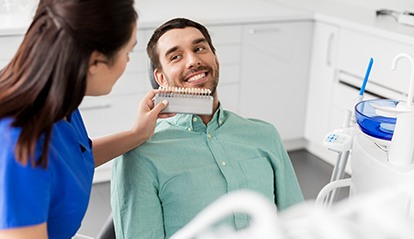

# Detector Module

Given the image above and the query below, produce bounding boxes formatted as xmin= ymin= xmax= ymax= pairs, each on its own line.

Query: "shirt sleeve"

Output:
xmin=111 ymin=150 xmax=165 ymax=239
xmin=270 ymin=127 xmax=304 ymax=210
xmin=0 ymin=130 xmax=51 ymax=228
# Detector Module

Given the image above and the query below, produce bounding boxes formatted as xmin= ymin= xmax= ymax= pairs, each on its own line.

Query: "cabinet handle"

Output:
xmin=248 ymin=28 xmax=280 ymax=34
xmin=326 ymin=33 xmax=335 ymax=67
xmin=80 ymin=103 xmax=111 ymax=111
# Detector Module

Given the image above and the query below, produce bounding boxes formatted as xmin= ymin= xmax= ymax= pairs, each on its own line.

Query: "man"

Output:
xmin=111 ymin=18 xmax=303 ymax=239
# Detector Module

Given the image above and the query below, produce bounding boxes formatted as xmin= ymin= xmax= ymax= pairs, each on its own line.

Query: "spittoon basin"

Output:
xmin=355 ymin=99 xmax=398 ymax=141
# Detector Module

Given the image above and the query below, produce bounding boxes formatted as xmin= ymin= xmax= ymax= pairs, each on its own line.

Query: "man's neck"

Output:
xmin=199 ymin=97 xmax=219 ymax=125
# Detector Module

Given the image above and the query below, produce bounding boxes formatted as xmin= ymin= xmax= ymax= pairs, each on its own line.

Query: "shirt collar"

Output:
xmin=164 ymin=104 xmax=225 ymax=132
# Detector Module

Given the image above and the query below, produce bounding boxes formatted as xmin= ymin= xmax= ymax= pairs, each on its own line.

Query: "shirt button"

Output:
xmin=187 ymin=127 xmax=192 ymax=131
xmin=219 ymin=120 xmax=222 ymax=125
xmin=207 ymin=133 xmax=212 ymax=138
xmin=193 ymin=117 xmax=198 ymax=122
xmin=221 ymin=161 xmax=226 ymax=166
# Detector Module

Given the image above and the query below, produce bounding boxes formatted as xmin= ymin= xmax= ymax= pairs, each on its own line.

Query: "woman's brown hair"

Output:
xmin=0 ymin=0 xmax=137 ymax=168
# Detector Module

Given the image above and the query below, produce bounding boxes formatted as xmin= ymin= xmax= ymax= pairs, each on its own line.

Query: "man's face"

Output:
xmin=154 ymin=27 xmax=219 ymax=95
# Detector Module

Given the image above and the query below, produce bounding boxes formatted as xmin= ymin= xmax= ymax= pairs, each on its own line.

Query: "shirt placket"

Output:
xmin=204 ymin=125 xmax=249 ymax=229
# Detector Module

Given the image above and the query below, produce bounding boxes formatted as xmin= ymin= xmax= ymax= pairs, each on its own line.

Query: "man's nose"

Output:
xmin=186 ymin=52 xmax=201 ymax=68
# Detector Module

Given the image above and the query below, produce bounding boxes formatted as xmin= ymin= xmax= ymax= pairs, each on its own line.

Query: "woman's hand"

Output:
xmin=92 ymin=89 xmax=174 ymax=167
xmin=132 ymin=89 xmax=175 ymax=141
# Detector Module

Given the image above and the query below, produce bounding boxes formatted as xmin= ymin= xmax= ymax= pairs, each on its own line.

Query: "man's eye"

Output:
xmin=195 ymin=46 xmax=205 ymax=52
xmin=171 ymin=55 xmax=181 ymax=61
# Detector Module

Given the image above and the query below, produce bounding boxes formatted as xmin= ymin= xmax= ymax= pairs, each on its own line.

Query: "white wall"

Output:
xmin=328 ymin=0 xmax=414 ymax=12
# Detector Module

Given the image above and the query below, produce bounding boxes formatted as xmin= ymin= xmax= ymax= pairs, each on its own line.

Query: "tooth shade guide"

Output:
xmin=158 ymin=86 xmax=212 ymax=97
xmin=155 ymin=86 xmax=214 ymax=115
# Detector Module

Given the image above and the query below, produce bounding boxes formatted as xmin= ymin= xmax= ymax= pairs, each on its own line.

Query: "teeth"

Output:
xmin=188 ymin=73 xmax=205 ymax=82
xmin=157 ymin=86 xmax=211 ymax=96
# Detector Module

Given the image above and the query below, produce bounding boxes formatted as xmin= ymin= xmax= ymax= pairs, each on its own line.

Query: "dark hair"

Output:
xmin=147 ymin=18 xmax=216 ymax=70
xmin=0 ymin=0 xmax=137 ymax=168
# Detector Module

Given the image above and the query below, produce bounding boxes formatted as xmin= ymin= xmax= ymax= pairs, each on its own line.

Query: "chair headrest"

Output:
xmin=148 ymin=62 xmax=160 ymax=89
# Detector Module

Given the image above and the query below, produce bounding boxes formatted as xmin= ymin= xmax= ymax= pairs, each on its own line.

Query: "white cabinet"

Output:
xmin=330 ymin=28 xmax=414 ymax=135
xmin=208 ymin=25 xmax=243 ymax=114
xmin=0 ymin=35 xmax=23 ymax=68
xmin=304 ymin=22 xmax=339 ymax=160
xmin=337 ymin=28 xmax=414 ymax=100
xmin=240 ymin=21 xmax=313 ymax=145
xmin=304 ymin=23 xmax=414 ymax=166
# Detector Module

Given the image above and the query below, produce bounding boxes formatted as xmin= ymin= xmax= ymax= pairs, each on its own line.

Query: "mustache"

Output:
xmin=182 ymin=66 xmax=212 ymax=80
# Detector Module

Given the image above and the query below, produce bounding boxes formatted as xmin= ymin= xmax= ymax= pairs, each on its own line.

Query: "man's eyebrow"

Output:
xmin=164 ymin=38 xmax=207 ymax=58
xmin=164 ymin=46 xmax=179 ymax=58
xmin=193 ymin=38 xmax=207 ymax=45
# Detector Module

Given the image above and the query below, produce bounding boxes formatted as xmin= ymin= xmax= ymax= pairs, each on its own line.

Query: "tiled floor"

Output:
xmin=77 ymin=149 xmax=348 ymax=237
xmin=290 ymin=150 xmax=349 ymax=201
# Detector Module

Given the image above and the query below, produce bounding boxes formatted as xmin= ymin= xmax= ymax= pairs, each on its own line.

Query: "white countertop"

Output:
xmin=264 ymin=0 xmax=414 ymax=44
xmin=1 ymin=0 xmax=414 ymax=45
xmin=0 ymin=0 xmax=312 ymax=36
xmin=135 ymin=0 xmax=312 ymax=28
xmin=0 ymin=11 xmax=33 ymax=35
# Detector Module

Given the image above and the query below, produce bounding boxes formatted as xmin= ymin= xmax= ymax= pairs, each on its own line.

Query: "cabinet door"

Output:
xmin=304 ymin=22 xmax=339 ymax=145
xmin=337 ymin=28 xmax=414 ymax=100
xmin=0 ymin=35 xmax=23 ymax=68
xmin=240 ymin=21 xmax=313 ymax=141
xmin=208 ymin=25 xmax=242 ymax=113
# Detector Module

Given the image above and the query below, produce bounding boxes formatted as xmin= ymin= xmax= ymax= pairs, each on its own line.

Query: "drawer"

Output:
xmin=0 ymin=35 xmax=23 ymax=61
xmin=136 ymin=29 xmax=151 ymax=50
xmin=337 ymin=28 xmax=414 ymax=98
xmin=215 ymin=44 xmax=241 ymax=65
xmin=103 ymin=29 xmax=153 ymax=95
xmin=218 ymin=83 xmax=239 ymax=114
xmin=0 ymin=35 xmax=23 ymax=69
xmin=79 ymin=93 xmax=145 ymax=138
xmin=123 ymin=49 xmax=147 ymax=74
xmin=219 ymin=64 xmax=239 ymax=85
xmin=0 ymin=60 xmax=8 ymax=69
xmin=111 ymin=71 xmax=153 ymax=95
xmin=123 ymin=29 xmax=151 ymax=74
xmin=208 ymin=25 xmax=242 ymax=45
xmin=242 ymin=21 xmax=312 ymax=58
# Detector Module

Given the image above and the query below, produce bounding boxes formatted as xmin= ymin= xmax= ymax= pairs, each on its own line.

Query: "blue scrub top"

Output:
xmin=0 ymin=109 xmax=95 ymax=239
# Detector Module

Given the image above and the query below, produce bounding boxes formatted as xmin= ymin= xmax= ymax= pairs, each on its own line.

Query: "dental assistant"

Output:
xmin=0 ymin=0 xmax=169 ymax=238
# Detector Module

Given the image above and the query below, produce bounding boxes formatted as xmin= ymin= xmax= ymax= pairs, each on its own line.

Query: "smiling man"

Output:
xmin=111 ymin=18 xmax=304 ymax=239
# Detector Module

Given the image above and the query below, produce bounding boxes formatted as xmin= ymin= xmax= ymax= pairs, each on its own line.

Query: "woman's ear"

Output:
xmin=88 ymin=50 xmax=108 ymax=74
xmin=154 ymin=68 xmax=168 ymax=86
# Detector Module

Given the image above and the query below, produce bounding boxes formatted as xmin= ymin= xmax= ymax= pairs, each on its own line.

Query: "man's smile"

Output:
xmin=187 ymin=72 xmax=207 ymax=83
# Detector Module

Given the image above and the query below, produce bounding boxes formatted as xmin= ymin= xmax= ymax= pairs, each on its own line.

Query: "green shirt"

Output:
xmin=111 ymin=106 xmax=303 ymax=238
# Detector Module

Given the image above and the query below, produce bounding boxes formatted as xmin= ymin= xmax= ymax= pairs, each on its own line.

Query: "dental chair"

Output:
xmin=148 ymin=62 xmax=159 ymax=89
xmin=96 ymin=213 xmax=115 ymax=239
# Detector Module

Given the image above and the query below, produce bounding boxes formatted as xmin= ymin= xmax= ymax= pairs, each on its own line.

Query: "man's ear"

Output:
xmin=154 ymin=68 xmax=168 ymax=86
xmin=88 ymin=50 xmax=108 ymax=74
